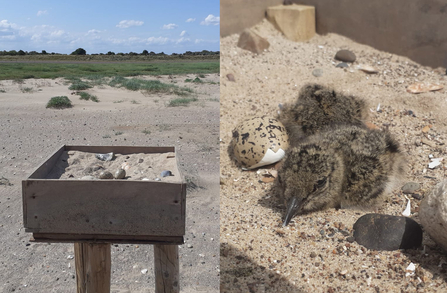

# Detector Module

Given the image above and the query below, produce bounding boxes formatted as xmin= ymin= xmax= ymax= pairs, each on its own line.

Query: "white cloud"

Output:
xmin=162 ymin=23 xmax=178 ymax=30
xmin=176 ymin=37 xmax=190 ymax=44
xmin=200 ymin=14 xmax=220 ymax=26
xmin=179 ymin=30 xmax=187 ymax=37
xmin=0 ymin=20 xmax=17 ymax=30
xmin=186 ymin=18 xmax=196 ymax=23
xmin=116 ymin=20 xmax=144 ymax=28
xmin=86 ymin=29 xmax=101 ymax=35
xmin=37 ymin=10 xmax=48 ymax=17
xmin=147 ymin=36 xmax=169 ymax=45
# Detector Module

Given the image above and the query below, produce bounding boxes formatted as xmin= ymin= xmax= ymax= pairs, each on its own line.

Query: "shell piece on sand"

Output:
xmin=121 ymin=162 xmax=131 ymax=171
xmin=357 ymin=64 xmax=379 ymax=74
xmin=407 ymin=82 xmax=443 ymax=94
xmin=95 ymin=152 xmax=114 ymax=161
xmin=402 ymin=199 xmax=411 ymax=216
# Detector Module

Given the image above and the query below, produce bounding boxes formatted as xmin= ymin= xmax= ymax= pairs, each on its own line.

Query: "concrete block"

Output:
xmin=266 ymin=4 xmax=316 ymax=42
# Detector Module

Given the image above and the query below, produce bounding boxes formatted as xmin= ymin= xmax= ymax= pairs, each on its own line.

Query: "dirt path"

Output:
xmin=0 ymin=74 xmax=219 ymax=292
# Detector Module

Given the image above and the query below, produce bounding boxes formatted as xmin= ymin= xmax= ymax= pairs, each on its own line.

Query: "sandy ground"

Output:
xmin=0 ymin=73 xmax=219 ymax=292
xmin=220 ymin=20 xmax=447 ymax=292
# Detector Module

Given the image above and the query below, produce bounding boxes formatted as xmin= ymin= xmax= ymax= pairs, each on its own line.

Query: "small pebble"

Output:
xmin=95 ymin=152 xmax=114 ymax=161
xmin=99 ymin=171 xmax=114 ymax=179
xmin=141 ymin=269 xmax=148 ymax=274
xmin=402 ymin=182 xmax=420 ymax=194
xmin=335 ymin=50 xmax=356 ymax=62
xmin=226 ymin=73 xmax=236 ymax=82
xmin=138 ymin=158 xmax=144 ymax=163
xmin=310 ymin=252 xmax=317 ymax=258
xmin=160 ymin=170 xmax=173 ymax=177
xmin=312 ymin=68 xmax=323 ymax=77
xmin=114 ymin=168 xmax=126 ymax=179
xmin=336 ymin=62 xmax=349 ymax=68
xmin=187 ymin=244 xmax=193 ymax=248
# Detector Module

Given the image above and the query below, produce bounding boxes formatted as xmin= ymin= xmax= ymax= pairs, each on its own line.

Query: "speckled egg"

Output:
xmin=230 ymin=116 xmax=289 ymax=170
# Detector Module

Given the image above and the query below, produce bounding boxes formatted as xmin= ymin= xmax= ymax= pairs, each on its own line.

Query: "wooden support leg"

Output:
xmin=74 ymin=243 xmax=111 ymax=293
xmin=154 ymin=244 xmax=179 ymax=293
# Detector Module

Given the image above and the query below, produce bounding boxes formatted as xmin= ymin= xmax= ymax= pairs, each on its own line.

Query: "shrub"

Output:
xmin=168 ymin=97 xmax=198 ymax=107
xmin=69 ymin=81 xmax=92 ymax=91
xmin=78 ymin=92 xmax=99 ymax=102
xmin=46 ymin=96 xmax=72 ymax=109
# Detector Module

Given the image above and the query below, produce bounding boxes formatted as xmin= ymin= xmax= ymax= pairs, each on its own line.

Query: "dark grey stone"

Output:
xmin=336 ymin=62 xmax=349 ymax=68
xmin=353 ymin=213 xmax=423 ymax=251
xmin=402 ymin=182 xmax=421 ymax=194
xmin=335 ymin=50 xmax=356 ymax=62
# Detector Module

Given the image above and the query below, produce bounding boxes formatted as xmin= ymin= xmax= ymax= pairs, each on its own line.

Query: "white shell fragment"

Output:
xmin=357 ymin=64 xmax=379 ymax=74
xmin=407 ymin=82 xmax=443 ymax=94
xmin=428 ymin=157 xmax=443 ymax=169
xmin=405 ymin=262 xmax=416 ymax=277
xmin=95 ymin=152 xmax=114 ymax=161
xmin=244 ymin=148 xmax=286 ymax=170
xmin=402 ymin=199 xmax=411 ymax=216
xmin=121 ymin=162 xmax=131 ymax=171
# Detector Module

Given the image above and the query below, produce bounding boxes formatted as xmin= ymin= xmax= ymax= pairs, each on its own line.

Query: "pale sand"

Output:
xmin=220 ymin=20 xmax=447 ymax=292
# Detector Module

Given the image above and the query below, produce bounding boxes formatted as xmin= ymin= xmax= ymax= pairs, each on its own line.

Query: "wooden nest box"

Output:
xmin=22 ymin=145 xmax=186 ymax=245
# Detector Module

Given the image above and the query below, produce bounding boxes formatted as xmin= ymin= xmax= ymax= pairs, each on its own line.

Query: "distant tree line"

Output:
xmin=0 ymin=48 xmax=219 ymax=57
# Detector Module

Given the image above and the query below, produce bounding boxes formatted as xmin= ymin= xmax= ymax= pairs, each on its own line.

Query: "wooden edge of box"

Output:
xmin=31 ymin=233 xmax=184 ymax=245
xmin=25 ymin=145 xmax=180 ymax=179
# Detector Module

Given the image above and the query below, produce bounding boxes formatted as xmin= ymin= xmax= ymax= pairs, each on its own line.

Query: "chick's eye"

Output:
xmin=317 ymin=177 xmax=327 ymax=188
xmin=312 ymin=176 xmax=327 ymax=192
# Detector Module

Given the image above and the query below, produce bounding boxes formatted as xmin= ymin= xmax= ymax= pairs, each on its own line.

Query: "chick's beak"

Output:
xmin=283 ymin=196 xmax=301 ymax=227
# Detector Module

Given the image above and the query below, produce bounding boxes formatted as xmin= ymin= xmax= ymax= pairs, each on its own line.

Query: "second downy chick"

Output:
xmin=277 ymin=83 xmax=369 ymax=143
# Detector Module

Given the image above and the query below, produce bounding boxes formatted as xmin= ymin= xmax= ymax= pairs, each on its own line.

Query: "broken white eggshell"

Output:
xmin=402 ymin=199 xmax=411 ymax=217
xmin=428 ymin=157 xmax=443 ymax=169
xmin=230 ymin=116 xmax=289 ymax=170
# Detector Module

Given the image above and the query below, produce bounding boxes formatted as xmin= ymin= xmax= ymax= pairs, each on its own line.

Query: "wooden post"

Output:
xmin=74 ymin=243 xmax=111 ymax=293
xmin=154 ymin=244 xmax=179 ymax=293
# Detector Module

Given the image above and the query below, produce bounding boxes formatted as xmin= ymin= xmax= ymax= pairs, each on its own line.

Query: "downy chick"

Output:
xmin=275 ymin=124 xmax=405 ymax=226
xmin=277 ymin=83 xmax=369 ymax=143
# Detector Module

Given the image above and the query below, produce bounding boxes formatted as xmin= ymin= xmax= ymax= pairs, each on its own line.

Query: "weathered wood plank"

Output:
xmin=24 ymin=180 xmax=185 ymax=235
xmin=154 ymin=244 xmax=179 ymax=293
xmin=31 ymin=233 xmax=184 ymax=245
xmin=75 ymin=243 xmax=111 ymax=293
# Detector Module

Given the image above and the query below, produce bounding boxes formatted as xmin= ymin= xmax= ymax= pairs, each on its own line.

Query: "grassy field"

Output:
xmin=0 ymin=59 xmax=219 ymax=80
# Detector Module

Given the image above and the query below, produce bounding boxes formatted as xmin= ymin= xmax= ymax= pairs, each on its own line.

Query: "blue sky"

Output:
xmin=0 ymin=0 xmax=220 ymax=54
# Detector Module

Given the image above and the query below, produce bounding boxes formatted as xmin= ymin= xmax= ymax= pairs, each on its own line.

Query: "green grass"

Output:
xmin=46 ymin=96 xmax=72 ymax=109
xmin=114 ymin=131 xmax=124 ymax=136
xmin=69 ymin=81 xmax=92 ymax=91
xmin=142 ymin=129 xmax=151 ymax=135
xmin=0 ymin=89 xmax=5 ymax=93
xmin=102 ymin=134 xmax=111 ymax=138
xmin=168 ymin=97 xmax=198 ymax=107
xmin=20 ymin=87 xmax=33 ymax=93
xmin=78 ymin=92 xmax=99 ymax=102
xmin=0 ymin=61 xmax=219 ymax=80
xmin=109 ymin=76 xmax=193 ymax=96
